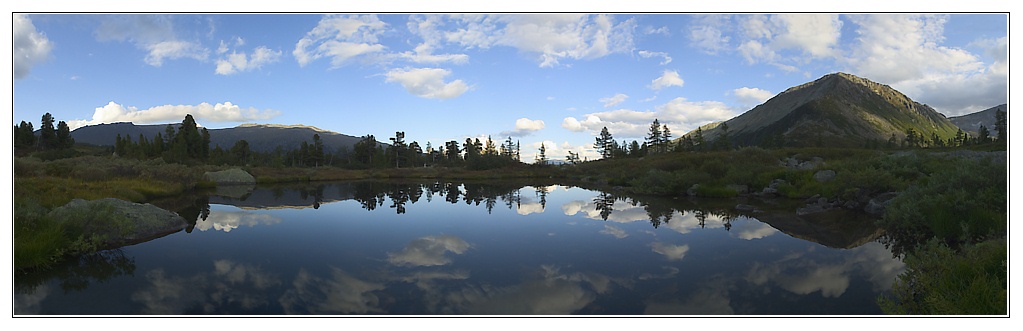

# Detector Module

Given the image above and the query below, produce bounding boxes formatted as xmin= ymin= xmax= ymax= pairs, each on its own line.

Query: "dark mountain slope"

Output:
xmin=70 ymin=122 xmax=375 ymax=153
xmin=948 ymin=104 xmax=1006 ymax=135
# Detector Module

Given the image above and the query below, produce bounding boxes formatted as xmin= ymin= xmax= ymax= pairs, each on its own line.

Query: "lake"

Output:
xmin=13 ymin=180 xmax=905 ymax=315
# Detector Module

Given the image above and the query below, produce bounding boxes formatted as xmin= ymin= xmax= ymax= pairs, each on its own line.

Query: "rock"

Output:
xmin=864 ymin=192 xmax=898 ymax=216
xmin=796 ymin=204 xmax=827 ymax=216
xmin=761 ymin=187 xmax=779 ymax=196
xmin=203 ymin=168 xmax=256 ymax=185
xmin=813 ymin=170 xmax=837 ymax=182
xmin=736 ymin=204 xmax=757 ymax=212
xmin=47 ymin=198 xmax=188 ymax=249
xmin=687 ymin=184 xmax=700 ymax=196
xmin=805 ymin=194 xmax=821 ymax=204
xmin=843 ymin=200 xmax=860 ymax=210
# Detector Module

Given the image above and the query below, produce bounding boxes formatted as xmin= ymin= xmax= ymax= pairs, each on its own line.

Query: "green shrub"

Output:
xmin=694 ymin=184 xmax=738 ymax=198
xmin=880 ymin=158 xmax=1006 ymax=247
xmin=879 ymin=238 xmax=1007 ymax=315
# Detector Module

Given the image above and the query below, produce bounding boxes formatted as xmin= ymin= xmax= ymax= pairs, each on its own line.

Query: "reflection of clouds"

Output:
xmin=661 ymin=211 xmax=724 ymax=234
xmin=599 ymin=224 xmax=628 ymax=238
xmin=387 ymin=235 xmax=471 ymax=267
xmin=12 ymin=284 xmax=50 ymax=315
xmin=846 ymin=242 xmax=906 ymax=292
xmin=731 ymin=218 xmax=778 ymax=240
xmin=525 ymin=185 xmax=564 ymax=192
xmin=644 ymin=278 xmax=735 ymax=315
xmin=195 ymin=210 xmax=282 ymax=232
xmin=516 ymin=201 xmax=545 ymax=215
xmin=439 ymin=265 xmax=613 ymax=314
xmin=561 ymin=199 xmax=649 ymax=223
xmin=395 ymin=269 xmax=471 ymax=291
xmin=638 ymin=266 xmax=679 ymax=280
xmin=748 ymin=261 xmax=850 ymax=298
xmin=743 ymin=242 xmax=904 ymax=299
xmin=131 ymin=260 xmax=281 ymax=314
xmin=279 ymin=267 xmax=386 ymax=314
xmin=651 ymin=242 xmax=689 ymax=261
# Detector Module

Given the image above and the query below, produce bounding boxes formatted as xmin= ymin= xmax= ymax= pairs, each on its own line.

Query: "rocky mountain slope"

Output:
xmin=692 ymin=72 xmax=962 ymax=148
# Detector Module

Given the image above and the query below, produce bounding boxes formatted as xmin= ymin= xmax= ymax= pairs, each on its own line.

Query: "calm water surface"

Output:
xmin=14 ymin=181 xmax=904 ymax=315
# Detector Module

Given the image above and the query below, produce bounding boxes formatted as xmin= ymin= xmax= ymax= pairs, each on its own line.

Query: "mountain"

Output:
xmin=948 ymin=104 xmax=1006 ymax=135
xmin=70 ymin=122 xmax=375 ymax=153
xmin=690 ymin=72 xmax=961 ymax=148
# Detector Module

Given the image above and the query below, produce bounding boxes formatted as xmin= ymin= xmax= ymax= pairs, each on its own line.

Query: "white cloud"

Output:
xmin=731 ymin=87 xmax=775 ymax=109
xmin=384 ymin=67 xmax=471 ymax=99
xmin=439 ymin=14 xmax=636 ymax=68
xmin=13 ymin=14 xmax=53 ymax=80
xmin=95 ymin=15 xmax=209 ymax=67
xmin=649 ymin=70 xmax=684 ymax=90
xmin=656 ymin=97 xmax=737 ymax=128
xmin=599 ymin=93 xmax=629 ymax=108
xmin=844 ymin=15 xmax=1004 ymax=115
xmin=293 ymin=14 xmax=389 ymax=68
xmin=502 ymin=118 xmax=546 ymax=137
xmin=690 ymin=25 xmax=730 ymax=55
xmin=144 ymin=40 xmax=208 ymax=66
xmin=68 ymin=101 xmax=281 ymax=130
xmin=637 ymin=50 xmax=672 ymax=65
xmin=644 ymin=26 xmax=670 ymax=36
xmin=688 ymin=15 xmax=732 ymax=55
xmin=215 ymin=46 xmax=282 ymax=75
xmin=401 ymin=15 xmax=471 ymax=65
xmin=562 ymin=97 xmax=738 ymax=139
xmin=732 ymin=14 xmax=842 ymax=74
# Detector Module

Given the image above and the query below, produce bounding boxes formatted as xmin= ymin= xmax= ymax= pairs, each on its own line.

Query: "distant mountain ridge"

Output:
xmin=948 ymin=104 xmax=1006 ymax=135
xmin=70 ymin=122 xmax=374 ymax=153
xmin=689 ymin=72 xmax=963 ymax=148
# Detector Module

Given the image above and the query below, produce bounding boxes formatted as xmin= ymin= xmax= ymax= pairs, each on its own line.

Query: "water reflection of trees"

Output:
xmin=14 ymin=249 xmax=136 ymax=294
xmin=200 ymin=181 xmax=880 ymax=248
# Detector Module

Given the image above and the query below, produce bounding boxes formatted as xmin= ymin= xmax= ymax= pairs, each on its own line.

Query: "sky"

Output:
xmin=10 ymin=10 xmax=1009 ymax=161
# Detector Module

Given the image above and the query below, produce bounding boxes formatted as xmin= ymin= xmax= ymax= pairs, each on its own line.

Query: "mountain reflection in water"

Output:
xmin=14 ymin=180 xmax=903 ymax=315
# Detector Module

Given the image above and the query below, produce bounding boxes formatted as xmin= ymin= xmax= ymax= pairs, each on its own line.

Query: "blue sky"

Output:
xmin=11 ymin=12 xmax=1008 ymax=161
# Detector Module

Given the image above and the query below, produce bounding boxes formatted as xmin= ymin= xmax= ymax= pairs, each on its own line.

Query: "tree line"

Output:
xmin=591 ymin=111 xmax=1007 ymax=161
xmin=101 ymin=114 xmax=530 ymax=170
xmin=13 ymin=113 xmax=75 ymax=151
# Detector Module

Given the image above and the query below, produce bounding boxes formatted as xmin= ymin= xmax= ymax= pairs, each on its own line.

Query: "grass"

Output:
xmin=13 ymin=154 xmax=207 ymax=271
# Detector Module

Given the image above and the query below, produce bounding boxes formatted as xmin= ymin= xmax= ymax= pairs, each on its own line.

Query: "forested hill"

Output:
xmin=70 ymin=122 xmax=372 ymax=153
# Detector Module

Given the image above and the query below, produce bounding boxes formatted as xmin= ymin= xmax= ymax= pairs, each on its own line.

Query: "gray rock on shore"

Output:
xmin=203 ymin=168 xmax=256 ymax=185
xmin=47 ymin=198 xmax=188 ymax=249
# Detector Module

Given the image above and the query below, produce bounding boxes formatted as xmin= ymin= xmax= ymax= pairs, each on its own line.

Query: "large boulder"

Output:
xmin=203 ymin=168 xmax=256 ymax=185
xmin=864 ymin=192 xmax=898 ymax=216
xmin=813 ymin=170 xmax=837 ymax=182
xmin=48 ymin=198 xmax=188 ymax=249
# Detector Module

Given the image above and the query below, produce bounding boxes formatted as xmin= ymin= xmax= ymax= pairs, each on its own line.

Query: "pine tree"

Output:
xmin=978 ymin=125 xmax=991 ymax=144
xmin=995 ymin=109 xmax=1007 ymax=143
xmin=646 ymin=119 xmax=663 ymax=154
xmin=39 ymin=113 xmax=57 ymax=149
xmin=661 ymin=124 xmax=672 ymax=153
xmin=594 ymin=126 xmax=614 ymax=159
xmin=536 ymin=142 xmax=547 ymax=165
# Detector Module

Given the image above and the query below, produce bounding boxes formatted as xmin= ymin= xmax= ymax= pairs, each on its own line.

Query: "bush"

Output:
xmin=879 ymin=238 xmax=1007 ymax=315
xmin=880 ymin=158 xmax=1007 ymax=247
